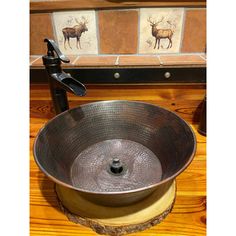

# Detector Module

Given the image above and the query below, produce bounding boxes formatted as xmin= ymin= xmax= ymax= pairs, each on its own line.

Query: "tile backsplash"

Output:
xmin=30 ymin=8 xmax=206 ymax=56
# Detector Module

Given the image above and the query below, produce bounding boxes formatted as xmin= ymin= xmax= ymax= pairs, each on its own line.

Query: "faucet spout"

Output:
xmin=63 ymin=77 xmax=86 ymax=96
xmin=51 ymin=72 xmax=86 ymax=97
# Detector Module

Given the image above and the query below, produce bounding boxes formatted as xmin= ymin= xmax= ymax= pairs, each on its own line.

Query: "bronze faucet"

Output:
xmin=42 ymin=39 xmax=86 ymax=114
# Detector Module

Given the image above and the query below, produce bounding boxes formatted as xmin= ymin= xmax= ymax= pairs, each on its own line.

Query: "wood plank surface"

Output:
xmin=30 ymin=83 xmax=206 ymax=236
xmin=30 ymin=0 xmax=206 ymax=13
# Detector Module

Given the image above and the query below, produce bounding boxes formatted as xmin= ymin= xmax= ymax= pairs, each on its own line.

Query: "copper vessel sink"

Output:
xmin=34 ymin=100 xmax=196 ymax=206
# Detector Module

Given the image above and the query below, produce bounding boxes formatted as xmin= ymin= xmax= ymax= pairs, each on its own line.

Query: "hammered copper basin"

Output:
xmin=34 ymin=101 xmax=196 ymax=206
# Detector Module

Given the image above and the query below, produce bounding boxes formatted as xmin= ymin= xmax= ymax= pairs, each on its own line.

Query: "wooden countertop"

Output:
xmin=30 ymin=83 xmax=206 ymax=236
xmin=30 ymin=0 xmax=206 ymax=13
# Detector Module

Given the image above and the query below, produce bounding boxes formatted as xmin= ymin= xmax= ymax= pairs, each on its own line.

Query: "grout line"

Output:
xmin=157 ymin=55 xmax=163 ymax=65
xmin=50 ymin=12 xmax=58 ymax=43
xmin=30 ymin=56 xmax=41 ymax=66
xmin=179 ymin=8 xmax=186 ymax=53
xmin=134 ymin=52 xmax=206 ymax=56
xmin=155 ymin=53 xmax=205 ymax=57
xmin=98 ymin=8 xmax=139 ymax=13
xmin=115 ymin=56 xmax=120 ymax=65
xmin=199 ymin=55 xmax=206 ymax=61
xmin=95 ymin=10 xmax=100 ymax=55
xmin=137 ymin=8 xmax=141 ymax=54
xmin=185 ymin=7 xmax=206 ymax=11
xmin=74 ymin=54 xmax=119 ymax=57
xmin=72 ymin=55 xmax=80 ymax=64
xmin=30 ymin=52 xmax=206 ymax=58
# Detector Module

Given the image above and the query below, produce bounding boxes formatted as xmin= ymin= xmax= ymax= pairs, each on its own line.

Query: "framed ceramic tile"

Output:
xmin=139 ymin=8 xmax=184 ymax=54
xmin=52 ymin=11 xmax=98 ymax=55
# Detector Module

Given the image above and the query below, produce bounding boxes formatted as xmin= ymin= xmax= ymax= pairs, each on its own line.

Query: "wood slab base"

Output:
xmin=55 ymin=181 xmax=176 ymax=235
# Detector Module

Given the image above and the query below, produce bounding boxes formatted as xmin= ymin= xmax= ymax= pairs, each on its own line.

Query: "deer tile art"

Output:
xmin=62 ymin=17 xmax=88 ymax=50
xmin=53 ymin=11 xmax=98 ymax=55
xmin=139 ymin=8 xmax=184 ymax=54
xmin=147 ymin=16 xmax=174 ymax=50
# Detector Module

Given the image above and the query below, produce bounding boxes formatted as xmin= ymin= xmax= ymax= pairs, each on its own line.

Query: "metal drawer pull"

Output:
xmin=114 ymin=72 xmax=120 ymax=79
xmin=164 ymin=72 xmax=171 ymax=79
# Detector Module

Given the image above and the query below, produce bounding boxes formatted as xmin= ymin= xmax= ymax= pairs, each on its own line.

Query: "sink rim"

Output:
xmin=33 ymin=100 xmax=196 ymax=195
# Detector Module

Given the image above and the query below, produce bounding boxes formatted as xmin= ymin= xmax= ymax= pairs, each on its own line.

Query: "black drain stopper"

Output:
xmin=109 ymin=158 xmax=124 ymax=175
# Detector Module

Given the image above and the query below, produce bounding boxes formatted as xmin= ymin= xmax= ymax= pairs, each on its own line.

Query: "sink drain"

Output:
xmin=108 ymin=158 xmax=126 ymax=176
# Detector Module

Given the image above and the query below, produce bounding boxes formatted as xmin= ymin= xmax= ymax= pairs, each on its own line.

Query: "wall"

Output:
xmin=30 ymin=7 xmax=206 ymax=57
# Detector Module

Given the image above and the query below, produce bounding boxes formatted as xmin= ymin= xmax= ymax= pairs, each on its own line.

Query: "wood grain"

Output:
xmin=30 ymin=84 xmax=206 ymax=124
xmin=56 ymin=182 xmax=176 ymax=235
xmin=30 ymin=83 xmax=206 ymax=235
xmin=30 ymin=0 xmax=206 ymax=13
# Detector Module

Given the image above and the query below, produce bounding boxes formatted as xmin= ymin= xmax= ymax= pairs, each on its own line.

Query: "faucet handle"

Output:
xmin=44 ymin=38 xmax=70 ymax=63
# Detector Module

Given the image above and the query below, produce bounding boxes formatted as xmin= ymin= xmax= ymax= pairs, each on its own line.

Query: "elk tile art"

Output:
xmin=52 ymin=11 xmax=98 ymax=55
xmin=139 ymin=8 xmax=184 ymax=54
